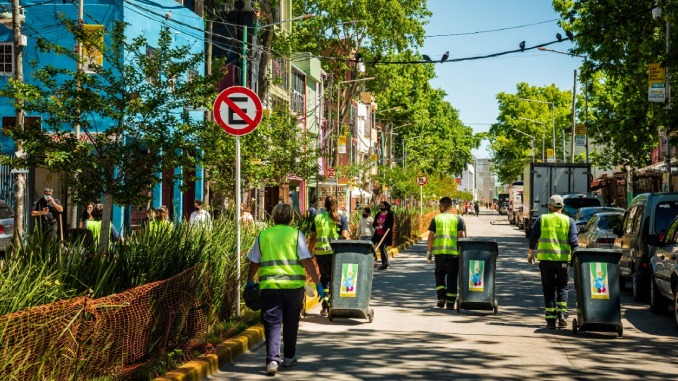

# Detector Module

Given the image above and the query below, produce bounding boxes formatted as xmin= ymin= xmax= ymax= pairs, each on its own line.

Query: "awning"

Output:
xmin=348 ymin=188 xmax=372 ymax=199
xmin=591 ymin=180 xmax=602 ymax=188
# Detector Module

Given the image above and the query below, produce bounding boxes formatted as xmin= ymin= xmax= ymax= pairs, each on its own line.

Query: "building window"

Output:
xmin=272 ymin=59 xmax=288 ymax=91
xmin=291 ymin=69 xmax=305 ymax=114
xmin=146 ymin=46 xmax=157 ymax=83
xmin=0 ymin=43 xmax=13 ymax=75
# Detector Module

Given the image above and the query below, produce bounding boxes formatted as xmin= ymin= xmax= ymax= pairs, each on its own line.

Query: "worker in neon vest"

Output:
xmin=426 ymin=196 xmax=466 ymax=309
xmin=149 ymin=206 xmax=173 ymax=235
xmin=528 ymin=195 xmax=578 ymax=329
xmin=307 ymin=196 xmax=349 ymax=317
xmin=246 ymin=203 xmax=323 ymax=375
xmin=85 ymin=204 xmax=120 ymax=245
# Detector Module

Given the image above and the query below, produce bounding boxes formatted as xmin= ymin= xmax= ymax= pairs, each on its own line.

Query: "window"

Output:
xmin=146 ymin=46 xmax=157 ymax=83
xmin=0 ymin=205 xmax=12 ymax=219
xmin=624 ymin=207 xmax=637 ymax=235
xmin=598 ymin=214 xmax=622 ymax=230
xmin=0 ymin=43 xmax=13 ymax=75
xmin=655 ymin=201 xmax=678 ymax=235
xmin=290 ymin=69 xmax=305 ymax=114
xmin=632 ymin=206 xmax=644 ymax=234
xmin=585 ymin=215 xmax=597 ymax=232
xmin=665 ymin=217 xmax=678 ymax=244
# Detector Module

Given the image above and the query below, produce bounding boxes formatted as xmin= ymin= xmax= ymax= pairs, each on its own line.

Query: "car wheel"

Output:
xmin=650 ymin=273 xmax=668 ymax=314
xmin=632 ymin=271 xmax=648 ymax=302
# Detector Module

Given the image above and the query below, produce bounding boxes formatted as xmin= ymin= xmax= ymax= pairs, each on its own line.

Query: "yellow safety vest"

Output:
xmin=537 ymin=213 xmax=572 ymax=262
xmin=258 ymin=225 xmax=306 ymax=290
xmin=432 ymin=213 xmax=459 ymax=256
xmin=86 ymin=220 xmax=111 ymax=244
xmin=314 ymin=212 xmax=339 ymax=255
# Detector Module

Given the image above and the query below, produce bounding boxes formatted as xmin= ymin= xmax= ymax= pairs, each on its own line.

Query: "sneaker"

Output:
xmin=282 ymin=355 xmax=298 ymax=367
xmin=320 ymin=307 xmax=327 ymax=317
xmin=546 ymin=320 xmax=556 ymax=329
xmin=558 ymin=318 xmax=568 ymax=328
xmin=437 ymin=298 xmax=446 ymax=308
xmin=267 ymin=361 xmax=279 ymax=375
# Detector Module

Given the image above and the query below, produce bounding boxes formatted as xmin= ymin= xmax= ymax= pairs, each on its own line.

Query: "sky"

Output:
xmin=421 ymin=0 xmax=582 ymax=159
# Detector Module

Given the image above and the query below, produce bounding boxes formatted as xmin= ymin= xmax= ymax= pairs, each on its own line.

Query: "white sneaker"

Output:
xmin=282 ymin=355 xmax=298 ymax=367
xmin=267 ymin=361 xmax=279 ymax=375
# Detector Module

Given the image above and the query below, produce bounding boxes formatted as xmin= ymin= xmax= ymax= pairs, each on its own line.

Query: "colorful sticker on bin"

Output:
xmin=590 ymin=262 xmax=609 ymax=299
xmin=469 ymin=260 xmax=485 ymax=292
xmin=340 ymin=263 xmax=358 ymax=297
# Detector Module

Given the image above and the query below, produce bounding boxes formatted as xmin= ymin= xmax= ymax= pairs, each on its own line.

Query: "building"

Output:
xmin=458 ymin=161 xmax=476 ymax=200
xmin=0 ymin=0 xmax=205 ymax=232
xmin=475 ymin=158 xmax=496 ymax=202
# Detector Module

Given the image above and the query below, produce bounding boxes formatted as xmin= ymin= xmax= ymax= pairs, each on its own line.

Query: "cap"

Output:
xmin=549 ymin=195 xmax=564 ymax=208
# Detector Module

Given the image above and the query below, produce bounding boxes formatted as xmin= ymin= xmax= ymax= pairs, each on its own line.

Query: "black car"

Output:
xmin=574 ymin=207 xmax=625 ymax=233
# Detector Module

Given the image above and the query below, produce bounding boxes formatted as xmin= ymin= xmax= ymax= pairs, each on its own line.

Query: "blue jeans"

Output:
xmin=260 ymin=288 xmax=304 ymax=364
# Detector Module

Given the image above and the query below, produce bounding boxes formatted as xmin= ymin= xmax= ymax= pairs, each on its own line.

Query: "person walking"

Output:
xmin=356 ymin=207 xmax=375 ymax=240
xmin=308 ymin=196 xmax=349 ymax=316
xmin=246 ymin=203 xmax=323 ymax=375
xmin=31 ymin=187 xmax=64 ymax=242
xmin=474 ymin=202 xmax=480 ymax=217
xmin=527 ymin=195 xmax=578 ymax=329
xmin=372 ymin=201 xmax=394 ymax=270
xmin=426 ymin=197 xmax=466 ymax=310
xmin=190 ymin=199 xmax=211 ymax=229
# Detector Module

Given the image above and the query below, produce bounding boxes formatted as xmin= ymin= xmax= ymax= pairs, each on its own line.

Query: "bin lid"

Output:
xmin=329 ymin=240 xmax=377 ymax=255
xmin=458 ymin=238 xmax=499 ymax=256
xmin=572 ymin=248 xmax=622 ymax=263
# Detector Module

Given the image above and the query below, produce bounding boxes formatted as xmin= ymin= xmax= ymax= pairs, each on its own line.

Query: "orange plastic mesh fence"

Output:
xmin=0 ymin=265 xmax=212 ymax=380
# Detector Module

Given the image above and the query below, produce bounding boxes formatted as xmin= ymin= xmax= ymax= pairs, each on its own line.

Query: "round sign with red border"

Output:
xmin=327 ymin=167 xmax=336 ymax=179
xmin=213 ymin=86 xmax=263 ymax=136
xmin=416 ymin=174 xmax=428 ymax=186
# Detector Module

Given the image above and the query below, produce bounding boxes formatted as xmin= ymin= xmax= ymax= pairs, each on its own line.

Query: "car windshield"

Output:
xmin=654 ymin=201 xmax=678 ymax=234
xmin=598 ymin=214 xmax=623 ymax=230
xmin=0 ymin=206 xmax=12 ymax=219
xmin=578 ymin=208 xmax=600 ymax=221
xmin=563 ymin=198 xmax=601 ymax=217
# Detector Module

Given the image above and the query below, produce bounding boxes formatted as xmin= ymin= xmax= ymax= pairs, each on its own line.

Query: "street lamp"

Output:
xmin=519 ymin=98 xmax=557 ymax=163
xmin=403 ymin=135 xmax=423 ymax=168
xmin=518 ymin=116 xmax=546 ymax=162
xmin=538 ymin=46 xmax=589 ymax=163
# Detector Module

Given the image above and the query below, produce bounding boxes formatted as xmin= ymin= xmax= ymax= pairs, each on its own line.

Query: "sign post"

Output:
xmin=416 ymin=174 xmax=428 ymax=217
xmin=649 ymin=63 xmax=666 ymax=102
xmin=213 ymin=86 xmax=263 ymax=318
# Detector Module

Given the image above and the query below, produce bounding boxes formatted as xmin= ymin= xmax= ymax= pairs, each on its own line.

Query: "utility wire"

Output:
xmin=425 ymin=18 xmax=559 ymax=38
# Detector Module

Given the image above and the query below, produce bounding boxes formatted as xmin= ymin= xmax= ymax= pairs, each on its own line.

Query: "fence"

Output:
xmin=0 ymin=265 xmax=212 ymax=380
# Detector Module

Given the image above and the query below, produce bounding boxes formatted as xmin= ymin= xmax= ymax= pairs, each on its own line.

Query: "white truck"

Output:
xmin=522 ymin=163 xmax=592 ymax=239
xmin=508 ymin=181 xmax=524 ymax=225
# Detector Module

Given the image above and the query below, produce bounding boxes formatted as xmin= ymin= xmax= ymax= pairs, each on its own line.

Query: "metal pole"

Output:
xmin=11 ymin=0 xmax=25 ymax=248
xmin=666 ymin=18 xmax=672 ymax=186
xmin=542 ymin=124 xmax=545 ymax=162
xmin=69 ymin=0 xmax=84 ymax=229
xmin=235 ymin=136 xmax=241 ymax=318
xmin=420 ymin=185 xmax=423 ymax=217
xmin=584 ymin=56 xmax=589 ymax=163
xmin=571 ymin=69 xmax=577 ymax=162
xmin=336 ymin=84 xmax=340 ymax=201
xmin=552 ymin=104 xmax=556 ymax=163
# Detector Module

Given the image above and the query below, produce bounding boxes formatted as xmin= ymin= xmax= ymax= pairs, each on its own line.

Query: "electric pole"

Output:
xmin=69 ymin=0 xmax=84 ymax=229
xmin=11 ymin=0 xmax=25 ymax=249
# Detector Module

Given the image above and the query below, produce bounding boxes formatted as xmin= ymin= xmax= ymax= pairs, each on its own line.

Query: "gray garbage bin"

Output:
xmin=571 ymin=248 xmax=623 ymax=337
xmin=457 ymin=238 xmax=499 ymax=314
xmin=327 ymin=240 xmax=376 ymax=322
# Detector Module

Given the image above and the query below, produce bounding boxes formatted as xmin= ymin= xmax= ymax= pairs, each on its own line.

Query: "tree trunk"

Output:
xmin=256 ymin=0 xmax=274 ymax=102
xmin=98 ymin=193 xmax=113 ymax=254
xmin=12 ymin=173 xmax=25 ymax=251
xmin=68 ymin=187 xmax=77 ymax=229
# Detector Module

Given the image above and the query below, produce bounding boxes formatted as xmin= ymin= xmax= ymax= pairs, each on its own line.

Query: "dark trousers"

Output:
xmin=373 ymin=234 xmax=389 ymax=266
xmin=260 ymin=288 xmax=304 ymax=364
xmin=315 ymin=254 xmax=333 ymax=309
xmin=434 ymin=254 xmax=459 ymax=302
xmin=539 ymin=261 xmax=569 ymax=321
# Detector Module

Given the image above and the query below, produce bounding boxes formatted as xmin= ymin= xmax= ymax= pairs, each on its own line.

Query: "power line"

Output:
xmin=425 ymin=18 xmax=559 ymax=38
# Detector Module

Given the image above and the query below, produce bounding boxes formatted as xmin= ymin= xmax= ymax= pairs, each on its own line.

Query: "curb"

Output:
xmin=386 ymin=231 xmax=429 ymax=258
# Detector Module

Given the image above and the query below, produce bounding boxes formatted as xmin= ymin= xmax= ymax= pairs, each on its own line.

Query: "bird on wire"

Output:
xmin=165 ymin=10 xmax=171 ymax=20
xmin=422 ymin=54 xmax=432 ymax=63
xmin=372 ymin=55 xmax=381 ymax=64
xmin=355 ymin=52 xmax=362 ymax=63
xmin=556 ymin=33 xmax=562 ymax=42
xmin=441 ymin=51 xmax=449 ymax=63
xmin=519 ymin=41 xmax=525 ymax=52
xmin=565 ymin=30 xmax=574 ymax=39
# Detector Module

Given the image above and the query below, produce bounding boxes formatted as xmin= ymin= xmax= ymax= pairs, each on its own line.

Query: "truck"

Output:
xmin=497 ymin=193 xmax=509 ymax=214
xmin=507 ymin=181 xmax=524 ymax=225
xmin=522 ymin=163 xmax=592 ymax=239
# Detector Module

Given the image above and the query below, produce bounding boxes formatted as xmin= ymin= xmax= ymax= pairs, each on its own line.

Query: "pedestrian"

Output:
xmin=356 ymin=207 xmax=375 ymax=240
xmin=141 ymin=206 xmax=154 ymax=231
xmin=308 ymin=196 xmax=349 ymax=317
xmin=31 ymin=187 xmax=63 ymax=242
xmin=149 ymin=205 xmax=173 ymax=235
xmin=372 ymin=201 xmax=394 ymax=270
xmin=85 ymin=203 xmax=121 ymax=245
xmin=527 ymin=195 xmax=578 ymax=329
xmin=190 ymin=199 xmax=211 ymax=228
xmin=474 ymin=201 xmax=480 ymax=217
xmin=79 ymin=202 xmax=95 ymax=228
xmin=239 ymin=202 xmax=254 ymax=225
xmin=245 ymin=203 xmax=323 ymax=375
xmin=306 ymin=204 xmax=318 ymax=218
xmin=426 ymin=197 xmax=466 ymax=310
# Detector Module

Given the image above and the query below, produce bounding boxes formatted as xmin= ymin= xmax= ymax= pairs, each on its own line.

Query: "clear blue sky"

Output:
xmin=422 ymin=0 xmax=582 ymax=159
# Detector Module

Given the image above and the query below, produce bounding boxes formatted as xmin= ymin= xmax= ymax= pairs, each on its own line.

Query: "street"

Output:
xmin=213 ymin=210 xmax=678 ymax=380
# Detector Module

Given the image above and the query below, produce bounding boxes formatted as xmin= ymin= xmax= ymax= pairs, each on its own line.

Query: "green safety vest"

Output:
xmin=258 ymin=225 xmax=306 ymax=290
xmin=314 ymin=212 xmax=339 ymax=255
xmin=537 ymin=213 xmax=572 ymax=262
xmin=432 ymin=213 xmax=459 ymax=256
xmin=149 ymin=220 xmax=173 ymax=235
xmin=86 ymin=220 xmax=111 ymax=244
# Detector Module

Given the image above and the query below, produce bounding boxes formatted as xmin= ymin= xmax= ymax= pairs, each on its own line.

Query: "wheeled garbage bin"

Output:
xmin=571 ymin=248 xmax=623 ymax=337
xmin=457 ymin=238 xmax=499 ymax=314
xmin=327 ymin=240 xmax=376 ymax=323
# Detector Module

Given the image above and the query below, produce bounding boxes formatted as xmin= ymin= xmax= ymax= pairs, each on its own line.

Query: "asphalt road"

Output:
xmin=211 ymin=210 xmax=678 ymax=380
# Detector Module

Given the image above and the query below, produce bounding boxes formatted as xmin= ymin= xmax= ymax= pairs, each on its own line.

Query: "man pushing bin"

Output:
xmin=527 ymin=195 xmax=578 ymax=329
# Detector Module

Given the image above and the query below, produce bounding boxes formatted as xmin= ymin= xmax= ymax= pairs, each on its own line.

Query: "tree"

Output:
xmin=0 ymin=18 xmax=218 ymax=253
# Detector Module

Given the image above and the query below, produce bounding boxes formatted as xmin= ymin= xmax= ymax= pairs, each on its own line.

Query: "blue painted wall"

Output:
xmin=0 ymin=0 xmax=205 ymax=232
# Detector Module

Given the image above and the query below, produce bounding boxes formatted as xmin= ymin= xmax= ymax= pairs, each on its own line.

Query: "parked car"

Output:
xmin=499 ymin=202 xmax=509 ymax=215
xmin=614 ymin=193 xmax=678 ymax=302
xmin=577 ymin=212 xmax=624 ymax=249
xmin=574 ymin=207 xmax=625 ymax=233
xmin=0 ymin=200 xmax=13 ymax=253
xmin=562 ymin=193 xmax=603 ymax=218
xmin=648 ymin=215 xmax=678 ymax=323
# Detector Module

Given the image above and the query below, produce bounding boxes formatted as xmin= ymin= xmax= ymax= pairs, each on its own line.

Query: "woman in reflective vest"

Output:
xmin=149 ymin=206 xmax=174 ymax=235
xmin=246 ymin=203 xmax=323 ymax=375
xmin=85 ymin=203 xmax=120 ymax=246
xmin=308 ymin=196 xmax=349 ymax=316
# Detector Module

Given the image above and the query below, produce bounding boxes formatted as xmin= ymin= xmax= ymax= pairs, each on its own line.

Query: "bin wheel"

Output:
xmin=493 ymin=299 xmax=498 ymax=315
xmin=328 ymin=310 xmax=333 ymax=322
xmin=618 ymin=325 xmax=623 ymax=337
xmin=573 ymin=319 xmax=578 ymax=335
xmin=456 ymin=301 xmax=460 ymax=313
xmin=367 ymin=308 xmax=374 ymax=323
